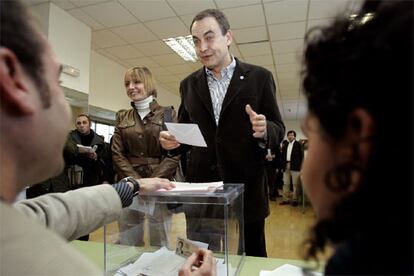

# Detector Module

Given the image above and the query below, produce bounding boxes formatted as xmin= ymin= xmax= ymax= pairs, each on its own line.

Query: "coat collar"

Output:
xmin=130 ymin=98 xmax=160 ymax=113
xmin=220 ymin=58 xmax=250 ymax=117
xmin=70 ymin=129 xmax=102 ymax=146
xmin=193 ymin=67 xmax=214 ymax=121
xmin=117 ymin=99 xmax=162 ymax=127
xmin=192 ymin=58 xmax=251 ymax=124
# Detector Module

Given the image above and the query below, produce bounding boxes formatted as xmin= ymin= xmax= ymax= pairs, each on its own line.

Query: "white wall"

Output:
xmin=283 ymin=120 xmax=306 ymax=140
xmin=49 ymin=3 xmax=91 ymax=94
xmin=156 ymin=86 xmax=180 ymax=111
xmin=31 ymin=3 xmax=91 ymax=94
xmin=30 ymin=3 xmax=180 ymax=118
xmin=89 ymin=51 xmax=129 ymax=111
xmin=89 ymin=51 xmax=180 ymax=112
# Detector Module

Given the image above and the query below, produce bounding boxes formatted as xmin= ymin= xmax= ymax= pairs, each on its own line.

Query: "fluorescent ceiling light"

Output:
xmin=62 ymin=64 xmax=80 ymax=77
xmin=163 ymin=35 xmax=197 ymax=62
xmin=348 ymin=12 xmax=375 ymax=26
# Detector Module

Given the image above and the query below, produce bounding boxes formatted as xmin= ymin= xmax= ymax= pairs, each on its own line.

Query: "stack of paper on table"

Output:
xmin=129 ymin=182 xmax=223 ymax=215
xmin=157 ymin=181 xmax=224 ymax=193
xmin=115 ymin=247 xmax=183 ymax=276
xmin=115 ymin=247 xmax=233 ymax=276
xmin=260 ymin=264 xmax=322 ymax=276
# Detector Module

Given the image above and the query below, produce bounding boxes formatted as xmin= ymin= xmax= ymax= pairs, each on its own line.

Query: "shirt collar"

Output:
xmin=205 ymin=56 xmax=236 ymax=79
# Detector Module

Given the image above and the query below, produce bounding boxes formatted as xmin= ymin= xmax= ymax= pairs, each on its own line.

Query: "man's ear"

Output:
xmin=225 ymin=30 xmax=233 ymax=47
xmin=0 ymin=48 xmax=36 ymax=116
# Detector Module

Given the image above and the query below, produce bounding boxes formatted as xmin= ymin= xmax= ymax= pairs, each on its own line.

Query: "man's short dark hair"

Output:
xmin=0 ymin=0 xmax=50 ymax=107
xmin=190 ymin=9 xmax=230 ymax=35
xmin=76 ymin=114 xmax=91 ymax=124
xmin=287 ymin=130 xmax=296 ymax=137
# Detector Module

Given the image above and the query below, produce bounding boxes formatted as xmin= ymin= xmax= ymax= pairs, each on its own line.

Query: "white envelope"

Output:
xmin=165 ymin=122 xmax=207 ymax=147
xmin=259 ymin=264 xmax=322 ymax=276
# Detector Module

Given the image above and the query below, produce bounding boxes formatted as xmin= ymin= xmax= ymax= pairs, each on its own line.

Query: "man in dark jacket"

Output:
xmin=266 ymin=145 xmax=282 ymax=201
xmin=280 ymin=130 xmax=304 ymax=206
xmin=160 ymin=9 xmax=285 ymax=257
xmin=66 ymin=114 xmax=106 ymax=241
xmin=66 ymin=114 xmax=105 ymax=190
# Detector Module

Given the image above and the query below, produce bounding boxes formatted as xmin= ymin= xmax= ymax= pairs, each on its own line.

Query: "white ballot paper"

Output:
xmin=165 ymin=122 xmax=207 ymax=147
xmin=115 ymin=246 xmax=232 ymax=276
xmin=259 ymin=264 xmax=322 ymax=276
xmin=77 ymin=144 xmax=97 ymax=153
xmin=115 ymin=247 xmax=183 ymax=276
xmin=157 ymin=181 xmax=224 ymax=193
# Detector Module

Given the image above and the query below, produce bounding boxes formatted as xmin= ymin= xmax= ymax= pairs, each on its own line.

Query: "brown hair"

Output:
xmin=124 ymin=66 xmax=157 ymax=97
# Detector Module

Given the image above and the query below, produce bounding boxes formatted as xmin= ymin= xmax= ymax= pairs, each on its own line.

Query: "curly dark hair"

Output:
xmin=302 ymin=0 xmax=413 ymax=273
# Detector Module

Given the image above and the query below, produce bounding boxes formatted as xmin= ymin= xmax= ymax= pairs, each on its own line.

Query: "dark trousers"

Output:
xmin=245 ymin=219 xmax=267 ymax=257
xmin=185 ymin=205 xmax=224 ymax=252
xmin=266 ymin=161 xmax=278 ymax=198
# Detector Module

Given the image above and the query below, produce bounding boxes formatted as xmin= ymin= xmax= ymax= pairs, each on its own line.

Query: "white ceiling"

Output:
xmin=25 ymin=0 xmax=361 ymax=120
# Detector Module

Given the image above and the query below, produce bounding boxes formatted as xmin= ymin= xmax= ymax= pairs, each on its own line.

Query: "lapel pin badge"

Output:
xmin=240 ymin=76 xmax=244 ymax=80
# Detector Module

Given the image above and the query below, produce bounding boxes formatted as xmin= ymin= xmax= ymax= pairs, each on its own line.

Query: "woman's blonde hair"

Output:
xmin=124 ymin=66 xmax=157 ymax=97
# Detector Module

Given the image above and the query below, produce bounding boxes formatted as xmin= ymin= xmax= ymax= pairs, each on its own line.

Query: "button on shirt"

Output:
xmin=206 ymin=58 xmax=236 ymax=125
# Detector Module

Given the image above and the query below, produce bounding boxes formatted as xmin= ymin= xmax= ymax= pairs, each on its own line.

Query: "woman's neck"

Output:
xmin=134 ymin=95 xmax=153 ymax=111
xmin=134 ymin=96 xmax=153 ymax=119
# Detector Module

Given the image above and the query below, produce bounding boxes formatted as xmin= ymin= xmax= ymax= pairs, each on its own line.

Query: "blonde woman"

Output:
xmin=112 ymin=66 xmax=179 ymax=246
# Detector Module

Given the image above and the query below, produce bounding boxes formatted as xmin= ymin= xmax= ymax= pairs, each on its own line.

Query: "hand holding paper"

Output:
xmin=165 ymin=123 xmax=207 ymax=147
xmin=179 ymin=248 xmax=216 ymax=276
xmin=160 ymin=131 xmax=181 ymax=150
xmin=77 ymin=144 xmax=97 ymax=153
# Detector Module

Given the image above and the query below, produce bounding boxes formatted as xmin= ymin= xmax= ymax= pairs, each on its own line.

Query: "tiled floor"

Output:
xmin=265 ymin=196 xmax=316 ymax=259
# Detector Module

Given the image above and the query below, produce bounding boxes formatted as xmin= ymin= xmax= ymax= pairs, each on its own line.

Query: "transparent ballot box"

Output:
xmin=104 ymin=184 xmax=244 ymax=276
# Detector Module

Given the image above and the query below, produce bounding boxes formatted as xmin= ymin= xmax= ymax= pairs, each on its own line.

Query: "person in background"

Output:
xmin=280 ymin=130 xmax=304 ymax=206
xmin=27 ymin=115 xmax=106 ymax=199
xmin=112 ymin=66 xmax=179 ymax=246
xmin=180 ymin=0 xmax=413 ymax=274
xmin=0 ymin=1 xmax=175 ymax=274
xmin=66 ymin=114 xmax=106 ymax=189
xmin=160 ymin=9 xmax=285 ymax=257
xmin=274 ymin=145 xmax=284 ymax=197
xmin=65 ymin=114 xmax=106 ymax=240
xmin=265 ymin=145 xmax=281 ymax=201
xmin=100 ymin=138 xmax=116 ymax=184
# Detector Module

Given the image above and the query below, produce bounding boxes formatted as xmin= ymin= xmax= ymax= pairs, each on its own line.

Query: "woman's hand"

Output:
xmin=179 ymin=249 xmax=216 ymax=276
